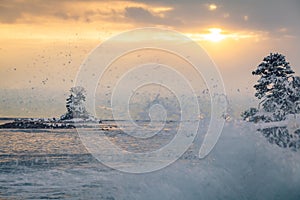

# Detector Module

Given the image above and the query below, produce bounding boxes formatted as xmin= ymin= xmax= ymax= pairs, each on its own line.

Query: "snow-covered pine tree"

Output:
xmin=61 ymin=86 xmax=90 ymax=120
xmin=252 ymin=53 xmax=295 ymax=121
xmin=242 ymin=53 xmax=300 ymax=150
xmin=241 ymin=107 xmax=258 ymax=122
xmin=287 ymin=76 xmax=300 ymax=114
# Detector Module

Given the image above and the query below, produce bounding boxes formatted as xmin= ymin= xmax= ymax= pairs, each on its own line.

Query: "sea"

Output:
xmin=0 ymin=119 xmax=300 ymax=200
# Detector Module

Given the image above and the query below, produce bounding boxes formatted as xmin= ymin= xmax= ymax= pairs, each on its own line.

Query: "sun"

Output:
xmin=204 ymin=28 xmax=226 ymax=42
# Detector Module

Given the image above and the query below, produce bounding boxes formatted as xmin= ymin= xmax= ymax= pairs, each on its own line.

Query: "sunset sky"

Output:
xmin=0 ymin=0 xmax=299 ymax=117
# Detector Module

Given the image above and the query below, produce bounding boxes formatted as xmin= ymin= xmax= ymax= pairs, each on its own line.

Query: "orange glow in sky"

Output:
xmin=0 ymin=0 xmax=299 ymax=117
xmin=203 ymin=28 xmax=225 ymax=42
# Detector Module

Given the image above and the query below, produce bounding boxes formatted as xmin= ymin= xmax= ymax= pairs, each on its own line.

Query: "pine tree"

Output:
xmin=61 ymin=86 xmax=90 ymax=120
xmin=252 ymin=53 xmax=295 ymax=121
xmin=242 ymin=53 xmax=300 ymax=150
xmin=287 ymin=76 xmax=300 ymax=114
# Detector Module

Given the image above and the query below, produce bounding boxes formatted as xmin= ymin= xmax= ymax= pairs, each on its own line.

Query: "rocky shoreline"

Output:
xmin=0 ymin=120 xmax=75 ymax=129
xmin=0 ymin=118 xmax=110 ymax=129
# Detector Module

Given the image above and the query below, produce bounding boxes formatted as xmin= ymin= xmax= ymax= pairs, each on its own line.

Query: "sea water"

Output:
xmin=0 ymin=120 xmax=300 ymax=200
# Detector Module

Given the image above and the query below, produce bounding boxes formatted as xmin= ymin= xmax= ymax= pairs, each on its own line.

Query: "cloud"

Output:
xmin=0 ymin=0 xmax=299 ymax=40
xmin=0 ymin=4 xmax=22 ymax=23
xmin=0 ymin=0 xmax=181 ymax=26
xmin=125 ymin=7 xmax=157 ymax=23
xmin=53 ymin=12 xmax=80 ymax=21
xmin=124 ymin=6 xmax=181 ymax=26
xmin=0 ymin=0 xmax=83 ymax=23
xmin=122 ymin=0 xmax=300 ymax=37
xmin=0 ymin=0 xmax=133 ymax=24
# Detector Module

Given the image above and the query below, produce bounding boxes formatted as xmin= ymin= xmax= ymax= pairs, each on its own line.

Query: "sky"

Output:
xmin=0 ymin=0 xmax=299 ymax=117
